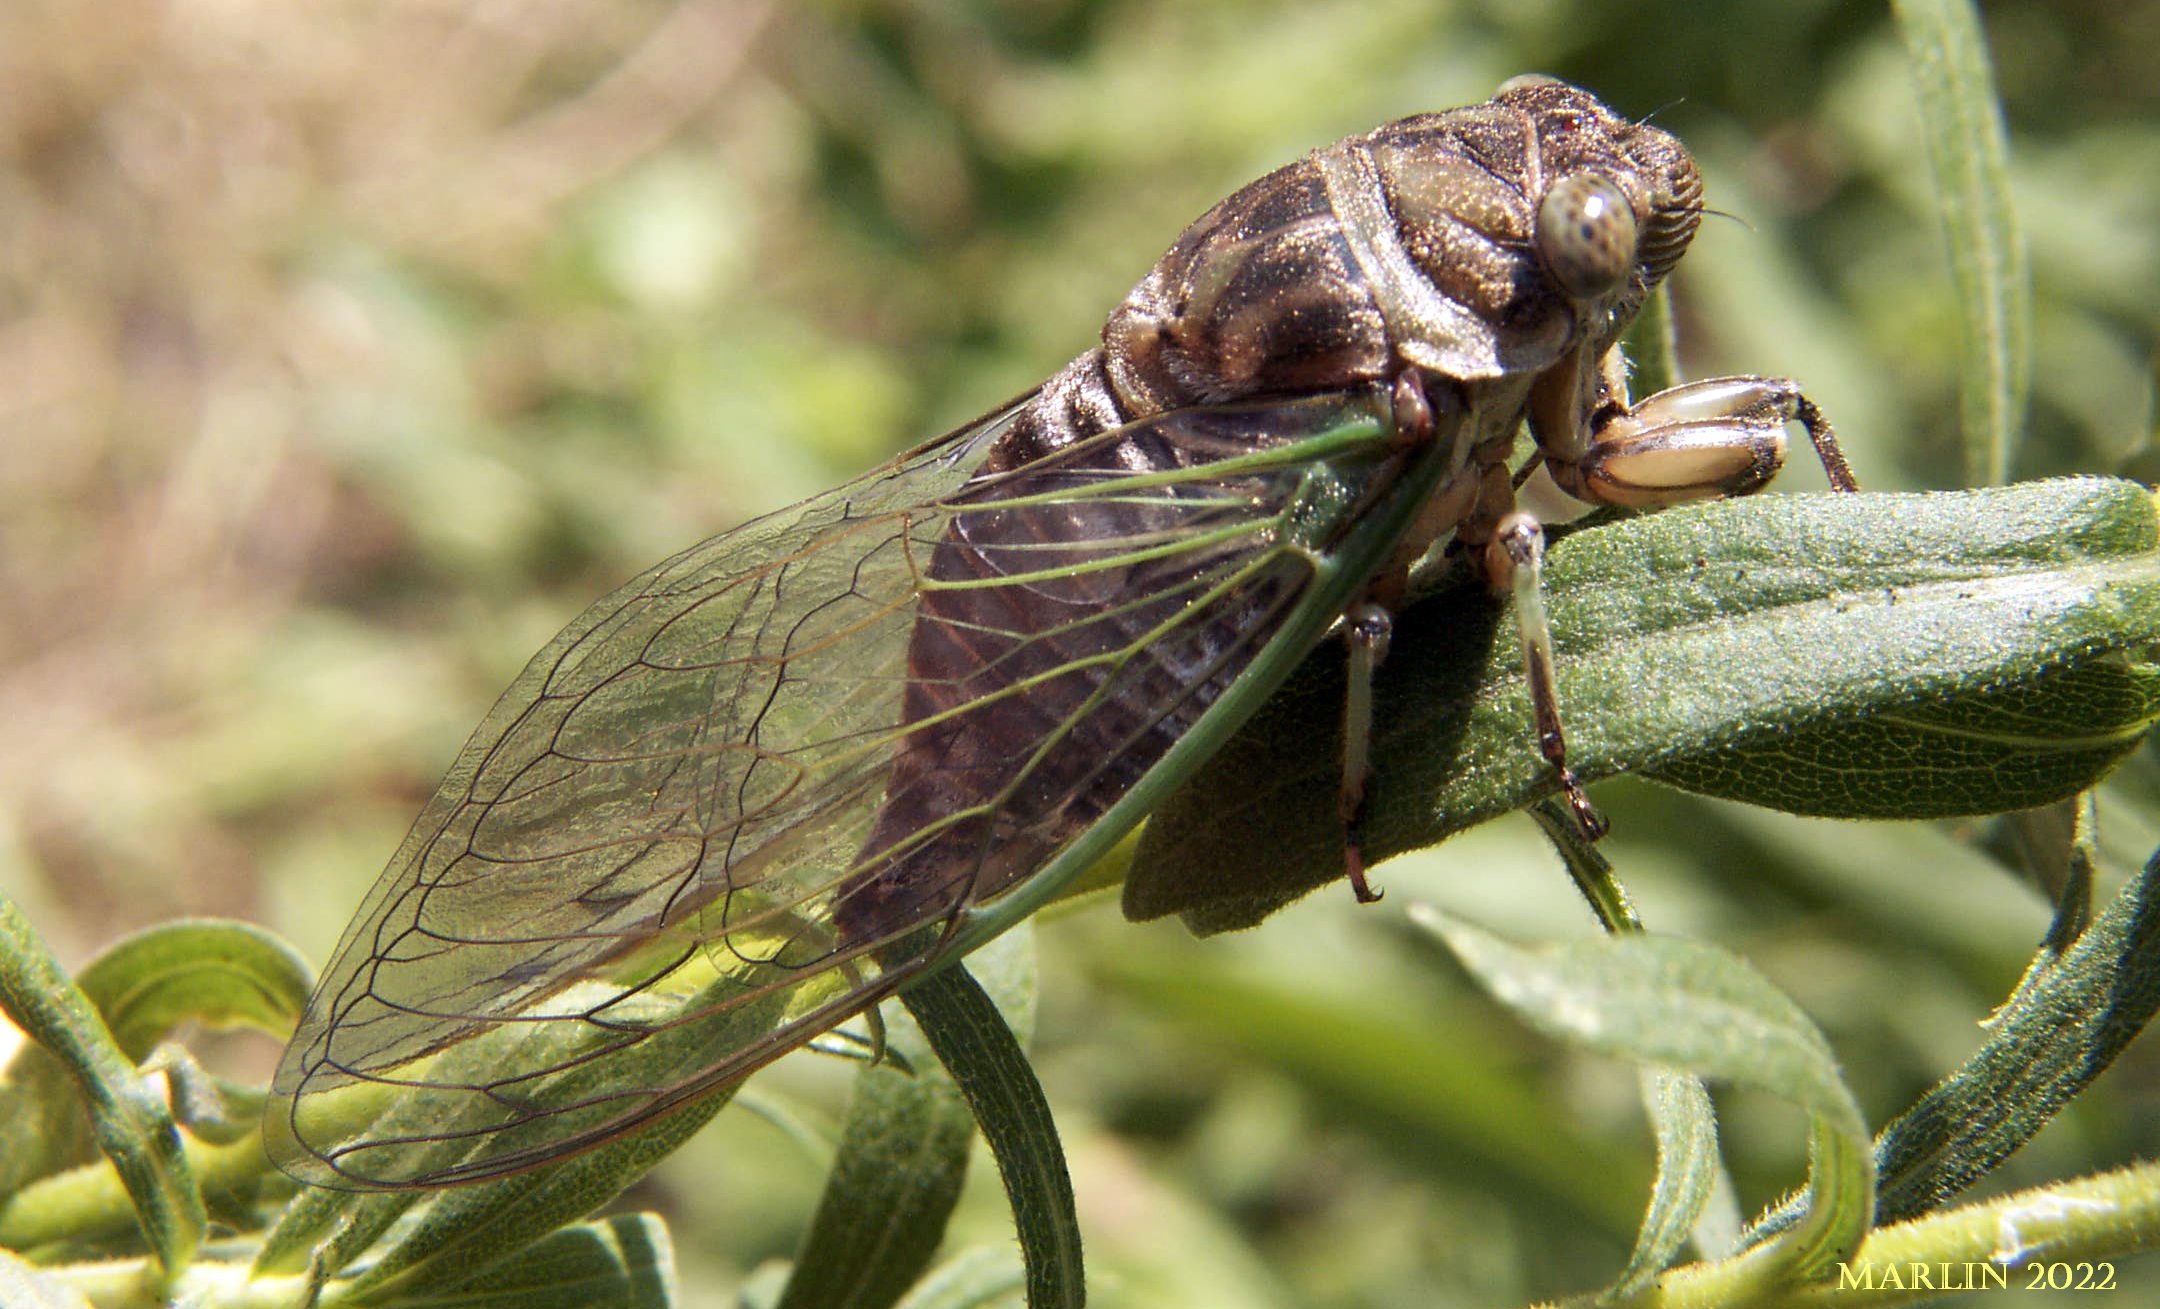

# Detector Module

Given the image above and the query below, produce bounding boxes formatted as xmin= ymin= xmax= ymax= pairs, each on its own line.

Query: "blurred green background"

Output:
xmin=2 ymin=0 xmax=2157 ymax=1304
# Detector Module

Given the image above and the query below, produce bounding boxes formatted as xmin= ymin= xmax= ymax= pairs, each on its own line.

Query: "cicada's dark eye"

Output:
xmin=1536 ymin=172 xmax=1638 ymax=301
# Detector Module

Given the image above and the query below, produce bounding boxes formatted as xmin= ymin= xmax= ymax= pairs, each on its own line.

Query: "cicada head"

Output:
xmin=1098 ymin=78 xmax=1704 ymax=415
xmin=1358 ymin=74 xmax=1704 ymax=379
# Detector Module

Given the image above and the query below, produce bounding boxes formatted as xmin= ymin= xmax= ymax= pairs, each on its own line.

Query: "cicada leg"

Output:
xmin=1480 ymin=508 xmax=1608 ymax=841
xmin=1544 ymin=360 xmax=1861 ymax=507
xmin=1335 ymin=370 xmax=1465 ymax=903
xmin=1340 ymin=599 xmax=1393 ymax=903
xmin=1474 ymin=347 xmax=1864 ymax=855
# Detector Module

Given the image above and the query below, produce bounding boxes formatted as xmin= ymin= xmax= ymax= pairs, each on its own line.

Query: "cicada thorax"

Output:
xmin=836 ymin=83 xmax=1712 ymax=941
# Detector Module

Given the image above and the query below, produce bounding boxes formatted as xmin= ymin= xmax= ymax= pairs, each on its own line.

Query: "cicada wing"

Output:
xmin=269 ymin=388 xmax=1410 ymax=1189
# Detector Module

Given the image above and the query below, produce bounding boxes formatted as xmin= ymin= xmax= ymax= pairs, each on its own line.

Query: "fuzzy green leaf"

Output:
xmin=74 ymin=920 xmax=313 ymax=1061
xmin=1893 ymin=0 xmax=2031 ymax=484
xmin=375 ymin=1214 xmax=675 ymax=1309
xmin=901 ymin=959 xmax=1080 ymax=1309
xmin=0 ymin=896 xmax=204 ymax=1279
xmin=324 ymin=1086 xmax=734 ymax=1302
xmin=890 ymin=1246 xmax=1028 ymax=1309
xmin=1610 ymin=1066 xmax=1722 ymax=1297
xmin=778 ymin=928 xmax=1036 ymax=1309
xmin=1649 ymin=657 xmax=2160 ymax=816
xmin=1415 ymin=910 xmax=1875 ymax=1284
xmin=257 ymin=977 xmax=776 ymax=1291
xmin=1129 ymin=479 xmax=2160 ymax=933
xmin=0 ymin=922 xmax=305 ymax=1200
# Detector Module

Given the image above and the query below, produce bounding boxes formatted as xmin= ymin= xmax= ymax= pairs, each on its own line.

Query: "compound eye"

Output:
xmin=1537 ymin=172 xmax=1638 ymax=300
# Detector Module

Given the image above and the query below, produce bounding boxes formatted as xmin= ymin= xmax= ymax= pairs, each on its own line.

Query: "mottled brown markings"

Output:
xmin=838 ymin=82 xmax=1706 ymax=935
xmin=272 ymin=81 xmax=1833 ymax=1189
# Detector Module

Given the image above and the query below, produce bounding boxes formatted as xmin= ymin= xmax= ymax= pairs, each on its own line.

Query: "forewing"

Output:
xmin=268 ymin=390 xmax=1403 ymax=1188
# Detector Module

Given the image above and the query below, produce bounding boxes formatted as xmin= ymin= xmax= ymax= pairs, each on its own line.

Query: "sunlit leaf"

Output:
xmin=1134 ymin=478 xmax=2160 ymax=932
xmin=381 ymin=1214 xmax=676 ymax=1309
xmin=74 ymin=921 xmax=313 ymax=1061
xmin=1414 ymin=909 xmax=1875 ymax=1284
xmin=777 ymin=928 xmax=1037 ymax=1309
xmin=1893 ymin=0 xmax=2032 ymax=485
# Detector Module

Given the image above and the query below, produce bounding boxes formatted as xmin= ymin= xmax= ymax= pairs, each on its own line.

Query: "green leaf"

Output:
xmin=1893 ymin=0 xmax=2031 ymax=485
xmin=259 ymin=936 xmax=813 ymax=1286
xmin=0 ymin=895 xmax=204 ymax=1280
xmin=249 ymin=1168 xmax=425 ymax=1286
xmin=901 ymin=959 xmax=1080 ymax=1309
xmin=1413 ymin=909 xmax=1875 ymax=1286
xmin=1610 ymin=1063 xmax=1721 ymax=1297
xmin=1649 ymin=657 xmax=2160 ymax=817
xmin=777 ymin=927 xmax=1036 ymax=1309
xmin=1747 ymin=840 xmax=2160 ymax=1244
xmin=259 ymin=976 xmax=782 ymax=1292
xmin=374 ymin=1214 xmax=675 ymax=1309
xmin=1634 ymin=1158 xmax=2160 ymax=1308
xmin=142 ymin=1045 xmax=261 ymax=1147
xmin=0 ymin=1133 xmax=269 ymax=1260
xmin=0 ymin=921 xmax=307 ymax=1202
xmin=74 ymin=920 xmax=313 ymax=1061
xmin=0 ymin=1032 xmax=98 ymax=1199
xmin=325 ymin=1087 xmax=734 ymax=1302
xmin=1130 ymin=478 xmax=2160 ymax=933
xmin=1522 ymin=799 xmax=1724 ymax=1291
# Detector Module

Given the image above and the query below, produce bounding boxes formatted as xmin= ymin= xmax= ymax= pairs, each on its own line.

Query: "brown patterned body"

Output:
xmin=838 ymin=79 xmax=1704 ymax=939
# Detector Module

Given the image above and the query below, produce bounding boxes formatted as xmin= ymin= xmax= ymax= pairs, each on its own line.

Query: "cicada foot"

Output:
xmin=1548 ymin=375 xmax=1860 ymax=509
xmin=1344 ymin=835 xmax=1385 ymax=904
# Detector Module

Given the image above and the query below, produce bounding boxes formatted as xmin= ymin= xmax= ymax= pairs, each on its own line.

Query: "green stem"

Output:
xmin=1573 ymin=1156 xmax=2160 ymax=1307
xmin=0 ymin=895 xmax=205 ymax=1283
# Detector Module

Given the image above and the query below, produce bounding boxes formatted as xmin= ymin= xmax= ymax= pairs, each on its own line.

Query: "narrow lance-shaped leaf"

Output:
xmin=315 ymin=995 xmax=768 ymax=1301
xmin=1131 ymin=478 xmax=2160 ymax=933
xmin=902 ymin=963 xmax=1082 ymax=1309
xmin=405 ymin=1213 xmax=678 ymax=1309
xmin=0 ymin=920 xmax=306 ymax=1205
xmin=1525 ymin=800 xmax=1720 ymax=1298
xmin=1893 ymin=0 xmax=2032 ymax=485
xmin=890 ymin=1245 xmax=1029 ymax=1309
xmin=73 ymin=920 xmax=314 ymax=1062
xmin=1413 ymin=909 xmax=1875 ymax=1291
xmin=777 ymin=927 xmax=1039 ymax=1309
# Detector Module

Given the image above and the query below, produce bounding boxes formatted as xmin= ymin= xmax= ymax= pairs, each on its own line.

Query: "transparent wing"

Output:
xmin=267 ymin=388 xmax=1407 ymax=1188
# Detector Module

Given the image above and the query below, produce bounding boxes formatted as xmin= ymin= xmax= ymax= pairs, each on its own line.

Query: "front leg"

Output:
xmin=1540 ymin=348 xmax=1860 ymax=509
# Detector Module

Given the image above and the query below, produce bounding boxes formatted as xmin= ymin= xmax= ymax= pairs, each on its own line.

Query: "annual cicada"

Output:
xmin=268 ymin=75 xmax=1855 ymax=1189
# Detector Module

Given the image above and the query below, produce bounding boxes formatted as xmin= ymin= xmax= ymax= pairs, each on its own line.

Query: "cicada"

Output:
xmin=268 ymin=75 xmax=1854 ymax=1189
